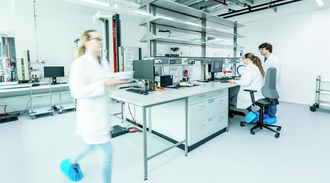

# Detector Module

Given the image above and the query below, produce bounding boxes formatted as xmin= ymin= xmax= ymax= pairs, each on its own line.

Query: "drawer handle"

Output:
xmin=200 ymin=124 xmax=205 ymax=127
xmin=199 ymin=95 xmax=205 ymax=98
xmin=200 ymin=105 xmax=205 ymax=108
xmin=218 ymin=90 xmax=223 ymax=93
xmin=220 ymin=116 xmax=224 ymax=118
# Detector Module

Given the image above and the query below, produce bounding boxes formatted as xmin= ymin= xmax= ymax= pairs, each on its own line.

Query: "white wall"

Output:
xmin=222 ymin=1 xmax=330 ymax=105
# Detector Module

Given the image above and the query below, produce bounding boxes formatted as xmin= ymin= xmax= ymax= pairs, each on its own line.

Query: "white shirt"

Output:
xmin=236 ymin=63 xmax=264 ymax=109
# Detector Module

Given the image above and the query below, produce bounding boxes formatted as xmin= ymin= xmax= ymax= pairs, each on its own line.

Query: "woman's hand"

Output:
xmin=235 ymin=78 xmax=241 ymax=80
xmin=103 ymin=76 xmax=127 ymax=87
xmin=229 ymin=80 xmax=236 ymax=84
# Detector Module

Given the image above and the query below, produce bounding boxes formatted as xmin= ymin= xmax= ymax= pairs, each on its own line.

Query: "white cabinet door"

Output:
xmin=212 ymin=95 xmax=228 ymax=116
xmin=211 ymin=112 xmax=228 ymax=134
xmin=189 ymin=119 xmax=210 ymax=146
xmin=189 ymin=100 xmax=211 ymax=125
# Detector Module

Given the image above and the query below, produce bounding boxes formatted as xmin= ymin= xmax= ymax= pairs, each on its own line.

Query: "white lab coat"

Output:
xmin=235 ymin=63 xmax=264 ymax=109
xmin=69 ymin=52 xmax=115 ymax=144
xmin=262 ymin=53 xmax=281 ymax=96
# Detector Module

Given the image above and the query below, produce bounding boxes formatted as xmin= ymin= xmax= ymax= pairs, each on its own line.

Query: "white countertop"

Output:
xmin=110 ymin=82 xmax=238 ymax=107
xmin=1 ymin=81 xmax=238 ymax=106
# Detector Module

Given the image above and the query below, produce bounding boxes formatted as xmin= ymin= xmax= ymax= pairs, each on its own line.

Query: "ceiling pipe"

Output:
xmin=218 ymin=0 xmax=288 ymax=17
xmin=220 ymin=0 xmax=302 ymax=18
xmin=211 ymin=0 xmax=227 ymax=6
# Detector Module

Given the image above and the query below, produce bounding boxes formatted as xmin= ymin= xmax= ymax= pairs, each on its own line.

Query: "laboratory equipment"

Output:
xmin=44 ymin=66 xmax=65 ymax=84
xmin=155 ymin=75 xmax=173 ymax=87
xmin=16 ymin=50 xmax=32 ymax=83
xmin=0 ymin=31 xmax=18 ymax=84
xmin=93 ymin=11 xmax=121 ymax=73
xmin=118 ymin=46 xmax=141 ymax=72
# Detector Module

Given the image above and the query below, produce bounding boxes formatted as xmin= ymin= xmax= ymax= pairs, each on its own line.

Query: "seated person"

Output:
xmin=229 ymin=53 xmax=265 ymax=123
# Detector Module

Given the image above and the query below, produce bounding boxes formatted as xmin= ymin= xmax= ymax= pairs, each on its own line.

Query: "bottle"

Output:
xmin=184 ymin=70 xmax=188 ymax=77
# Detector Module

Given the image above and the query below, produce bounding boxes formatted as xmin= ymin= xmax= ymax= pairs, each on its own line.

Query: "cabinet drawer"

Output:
xmin=210 ymin=89 xmax=228 ymax=98
xmin=212 ymin=95 xmax=228 ymax=116
xmin=189 ymin=119 xmax=210 ymax=146
xmin=189 ymin=101 xmax=211 ymax=125
xmin=211 ymin=113 xmax=228 ymax=134
xmin=189 ymin=92 xmax=211 ymax=104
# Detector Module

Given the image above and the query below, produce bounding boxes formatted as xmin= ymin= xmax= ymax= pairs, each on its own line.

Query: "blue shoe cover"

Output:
xmin=61 ymin=159 xmax=83 ymax=182
xmin=245 ymin=112 xmax=257 ymax=123
xmin=265 ymin=117 xmax=277 ymax=124
xmin=263 ymin=113 xmax=270 ymax=120
xmin=251 ymin=112 xmax=259 ymax=123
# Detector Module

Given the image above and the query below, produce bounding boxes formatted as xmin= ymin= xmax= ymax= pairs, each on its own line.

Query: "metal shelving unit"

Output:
xmin=137 ymin=0 xmax=246 ymax=180
xmin=29 ymin=82 xmax=54 ymax=120
xmin=139 ymin=15 xmax=245 ymax=40
xmin=139 ymin=0 xmax=245 ymax=30
xmin=139 ymin=0 xmax=246 ymax=80
xmin=140 ymin=34 xmax=245 ymax=49
xmin=310 ymin=75 xmax=330 ymax=111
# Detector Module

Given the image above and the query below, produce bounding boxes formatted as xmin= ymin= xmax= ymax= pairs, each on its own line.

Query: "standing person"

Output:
xmin=61 ymin=30 xmax=125 ymax=183
xmin=258 ymin=43 xmax=281 ymax=124
xmin=229 ymin=53 xmax=265 ymax=123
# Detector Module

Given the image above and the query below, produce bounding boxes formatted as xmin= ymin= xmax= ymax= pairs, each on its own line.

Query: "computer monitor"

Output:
xmin=44 ymin=66 xmax=65 ymax=84
xmin=133 ymin=60 xmax=154 ymax=81
xmin=210 ymin=59 xmax=224 ymax=81
xmin=210 ymin=59 xmax=223 ymax=73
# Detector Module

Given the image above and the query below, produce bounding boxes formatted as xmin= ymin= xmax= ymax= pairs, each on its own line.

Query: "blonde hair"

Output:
xmin=75 ymin=30 xmax=96 ymax=58
xmin=244 ymin=53 xmax=265 ymax=77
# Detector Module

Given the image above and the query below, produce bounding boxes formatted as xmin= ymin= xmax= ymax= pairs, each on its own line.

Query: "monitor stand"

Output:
xmin=198 ymin=73 xmax=216 ymax=82
xmin=51 ymin=77 xmax=59 ymax=85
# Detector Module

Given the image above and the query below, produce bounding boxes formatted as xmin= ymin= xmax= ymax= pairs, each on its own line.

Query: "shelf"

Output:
xmin=140 ymin=33 xmax=245 ymax=50
xmin=154 ymin=64 xmax=195 ymax=67
xmin=321 ymin=79 xmax=330 ymax=82
xmin=139 ymin=16 xmax=245 ymax=40
xmin=139 ymin=0 xmax=245 ymax=30
xmin=319 ymin=100 xmax=330 ymax=107
xmin=153 ymin=56 xmax=242 ymax=59
xmin=319 ymin=90 xmax=330 ymax=95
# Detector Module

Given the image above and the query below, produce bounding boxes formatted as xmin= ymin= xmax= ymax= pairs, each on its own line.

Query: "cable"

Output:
xmin=155 ymin=86 xmax=165 ymax=91
xmin=0 ymin=105 xmax=9 ymax=116
xmin=162 ymin=64 xmax=166 ymax=75
xmin=127 ymin=104 xmax=142 ymax=133
xmin=0 ymin=97 xmax=31 ymax=117
xmin=20 ymin=98 xmax=32 ymax=116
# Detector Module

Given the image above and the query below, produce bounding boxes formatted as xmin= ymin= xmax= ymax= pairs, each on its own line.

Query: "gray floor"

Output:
xmin=1 ymin=102 xmax=330 ymax=183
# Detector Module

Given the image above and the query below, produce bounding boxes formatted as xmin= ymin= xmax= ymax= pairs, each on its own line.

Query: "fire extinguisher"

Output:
xmin=184 ymin=70 xmax=188 ymax=77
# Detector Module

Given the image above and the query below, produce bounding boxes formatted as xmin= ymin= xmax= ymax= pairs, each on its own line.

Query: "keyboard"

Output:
xmin=126 ymin=88 xmax=147 ymax=94
xmin=219 ymin=80 xmax=230 ymax=83
xmin=217 ymin=76 xmax=237 ymax=80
